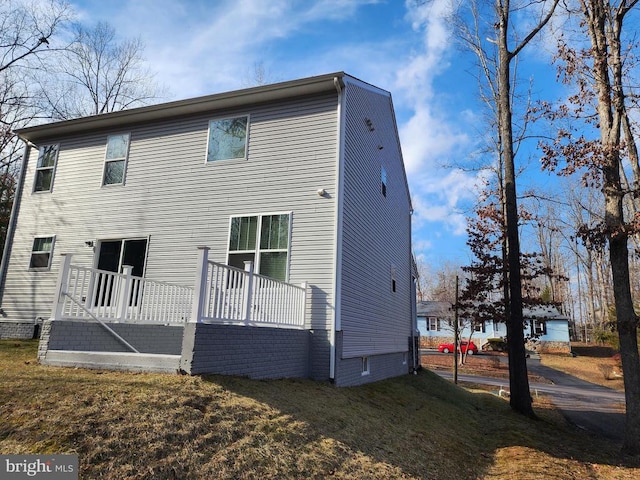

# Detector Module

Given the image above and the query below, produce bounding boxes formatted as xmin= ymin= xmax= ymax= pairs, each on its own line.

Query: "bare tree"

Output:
xmin=442 ymin=0 xmax=560 ymax=417
xmin=539 ymin=0 xmax=640 ymax=455
xmin=0 ymin=0 xmax=70 ymax=260
xmin=576 ymin=0 xmax=640 ymax=455
xmin=242 ymin=61 xmax=281 ymax=87
xmin=38 ymin=21 xmax=164 ymax=120
xmin=0 ymin=0 xmax=70 ymax=168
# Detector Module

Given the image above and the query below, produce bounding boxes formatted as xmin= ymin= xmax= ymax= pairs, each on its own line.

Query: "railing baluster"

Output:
xmin=56 ymin=258 xmax=305 ymax=328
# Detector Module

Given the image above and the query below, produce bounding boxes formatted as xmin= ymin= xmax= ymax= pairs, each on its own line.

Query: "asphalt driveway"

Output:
xmin=436 ymin=357 xmax=626 ymax=442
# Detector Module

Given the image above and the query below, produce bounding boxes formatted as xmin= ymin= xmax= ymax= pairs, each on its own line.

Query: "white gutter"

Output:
xmin=330 ymin=76 xmax=346 ymax=381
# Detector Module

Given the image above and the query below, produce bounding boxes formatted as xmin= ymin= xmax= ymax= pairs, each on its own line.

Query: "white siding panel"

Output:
xmin=3 ymin=94 xmax=339 ymax=330
xmin=339 ymin=82 xmax=414 ymax=358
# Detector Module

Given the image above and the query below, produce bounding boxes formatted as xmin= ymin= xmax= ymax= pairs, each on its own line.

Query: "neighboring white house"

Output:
xmin=417 ymin=301 xmax=571 ymax=353
xmin=0 ymin=72 xmax=417 ymax=386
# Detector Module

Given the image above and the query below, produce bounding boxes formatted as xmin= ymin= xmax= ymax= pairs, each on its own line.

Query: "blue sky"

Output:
xmin=68 ymin=0 xmax=562 ymax=269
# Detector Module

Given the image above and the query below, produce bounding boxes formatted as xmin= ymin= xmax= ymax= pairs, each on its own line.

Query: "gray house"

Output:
xmin=0 ymin=72 xmax=418 ymax=386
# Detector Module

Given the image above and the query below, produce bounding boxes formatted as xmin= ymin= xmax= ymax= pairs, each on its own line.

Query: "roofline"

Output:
xmin=16 ymin=71 xmax=369 ymax=143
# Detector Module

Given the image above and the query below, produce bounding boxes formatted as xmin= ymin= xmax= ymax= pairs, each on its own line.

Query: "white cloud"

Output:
xmin=390 ymin=0 xmax=481 ymax=259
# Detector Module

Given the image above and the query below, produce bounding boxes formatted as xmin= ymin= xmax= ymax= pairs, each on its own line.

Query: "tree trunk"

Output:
xmin=497 ymin=1 xmax=534 ymax=417
xmin=580 ymin=0 xmax=640 ymax=454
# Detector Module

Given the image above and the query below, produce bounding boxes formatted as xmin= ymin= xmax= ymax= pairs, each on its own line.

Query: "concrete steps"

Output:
xmin=43 ymin=350 xmax=181 ymax=373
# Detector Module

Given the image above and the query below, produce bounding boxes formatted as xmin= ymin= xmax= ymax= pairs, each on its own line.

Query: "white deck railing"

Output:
xmin=52 ymin=255 xmax=193 ymax=324
xmin=51 ymin=248 xmax=308 ymax=329
xmin=192 ymin=247 xmax=307 ymax=328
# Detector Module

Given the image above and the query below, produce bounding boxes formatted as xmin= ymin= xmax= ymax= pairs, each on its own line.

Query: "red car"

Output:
xmin=438 ymin=341 xmax=478 ymax=355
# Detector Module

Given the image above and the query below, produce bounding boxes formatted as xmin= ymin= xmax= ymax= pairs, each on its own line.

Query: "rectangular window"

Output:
xmin=534 ymin=320 xmax=547 ymax=336
xmin=29 ymin=236 xmax=55 ymax=270
xmin=361 ymin=356 xmax=370 ymax=376
xmin=381 ymin=166 xmax=387 ymax=197
xmin=428 ymin=317 xmax=440 ymax=331
xmin=207 ymin=115 xmax=248 ymax=162
xmin=33 ymin=145 xmax=59 ymax=192
xmin=474 ymin=321 xmax=486 ymax=333
xmin=228 ymin=213 xmax=290 ymax=281
xmin=390 ymin=264 xmax=397 ymax=292
xmin=103 ymin=134 xmax=130 ymax=185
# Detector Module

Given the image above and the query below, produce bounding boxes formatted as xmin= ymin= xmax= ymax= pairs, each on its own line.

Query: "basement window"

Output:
xmin=362 ymin=356 xmax=370 ymax=376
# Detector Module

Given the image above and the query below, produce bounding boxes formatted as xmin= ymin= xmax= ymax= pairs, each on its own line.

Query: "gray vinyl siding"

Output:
xmin=339 ymin=81 xmax=413 ymax=358
xmin=2 ymin=94 xmax=339 ymax=330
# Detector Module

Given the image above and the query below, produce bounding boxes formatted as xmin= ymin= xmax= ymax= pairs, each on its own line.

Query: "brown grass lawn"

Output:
xmin=1 ymin=340 xmax=639 ymax=479
xmin=541 ymin=345 xmax=625 ymax=391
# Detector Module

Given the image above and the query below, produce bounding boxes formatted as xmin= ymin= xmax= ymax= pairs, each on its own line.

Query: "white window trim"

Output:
xmin=102 ymin=133 xmax=130 ymax=186
xmin=534 ymin=320 xmax=547 ymax=336
xmin=29 ymin=235 xmax=56 ymax=271
xmin=205 ymin=114 xmax=250 ymax=164
xmin=93 ymin=236 xmax=150 ymax=276
xmin=428 ymin=316 xmax=440 ymax=332
xmin=33 ymin=144 xmax=59 ymax=193
xmin=226 ymin=211 xmax=292 ymax=281
xmin=361 ymin=356 xmax=370 ymax=376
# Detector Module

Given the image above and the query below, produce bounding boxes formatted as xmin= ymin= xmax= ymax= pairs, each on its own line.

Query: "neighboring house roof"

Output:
xmin=416 ymin=301 xmax=453 ymax=317
xmin=417 ymin=301 xmax=568 ymax=322
xmin=523 ymin=305 xmax=569 ymax=321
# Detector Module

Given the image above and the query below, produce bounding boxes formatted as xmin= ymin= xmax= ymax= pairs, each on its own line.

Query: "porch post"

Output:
xmin=191 ymin=246 xmax=209 ymax=323
xmin=116 ymin=265 xmax=133 ymax=321
xmin=300 ymin=281 xmax=308 ymax=328
xmin=51 ymin=253 xmax=72 ymax=320
xmin=243 ymin=261 xmax=254 ymax=323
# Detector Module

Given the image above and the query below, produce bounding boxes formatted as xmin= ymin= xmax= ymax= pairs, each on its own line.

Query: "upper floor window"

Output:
xmin=34 ymin=145 xmax=59 ymax=192
xmin=103 ymin=134 xmax=130 ymax=185
xmin=207 ymin=116 xmax=248 ymax=162
xmin=381 ymin=166 xmax=387 ymax=197
xmin=228 ymin=213 xmax=290 ymax=281
xmin=390 ymin=263 xmax=396 ymax=292
xmin=29 ymin=236 xmax=55 ymax=270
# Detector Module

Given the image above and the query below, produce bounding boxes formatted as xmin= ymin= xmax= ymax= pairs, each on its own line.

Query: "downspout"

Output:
xmin=0 ymin=140 xmax=31 ymax=308
xmin=330 ymin=76 xmax=346 ymax=381
xmin=410 ymin=210 xmax=417 ymax=373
